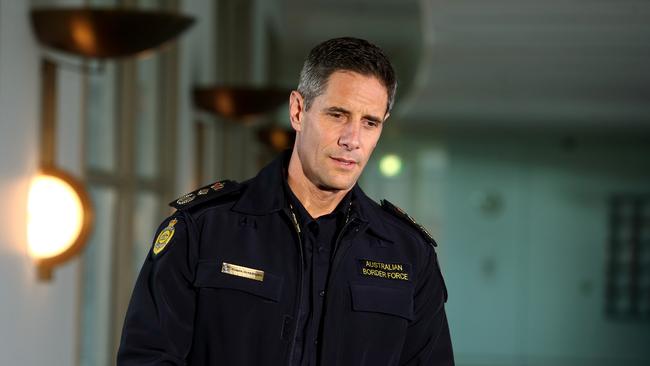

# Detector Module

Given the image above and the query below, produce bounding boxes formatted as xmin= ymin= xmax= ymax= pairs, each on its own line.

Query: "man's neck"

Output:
xmin=287 ymin=152 xmax=349 ymax=219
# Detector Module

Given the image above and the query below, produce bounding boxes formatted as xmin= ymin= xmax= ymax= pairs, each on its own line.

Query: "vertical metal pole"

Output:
xmin=195 ymin=120 xmax=206 ymax=186
xmin=40 ymin=58 xmax=57 ymax=169
xmin=110 ymin=58 xmax=136 ymax=364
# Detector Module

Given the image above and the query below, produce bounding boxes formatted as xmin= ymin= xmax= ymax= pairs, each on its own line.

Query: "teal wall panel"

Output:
xmin=361 ymin=132 xmax=650 ymax=366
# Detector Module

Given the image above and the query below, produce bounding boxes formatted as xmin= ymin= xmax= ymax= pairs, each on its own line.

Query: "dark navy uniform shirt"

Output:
xmin=117 ymin=151 xmax=454 ymax=366
xmin=284 ymin=177 xmax=352 ymax=365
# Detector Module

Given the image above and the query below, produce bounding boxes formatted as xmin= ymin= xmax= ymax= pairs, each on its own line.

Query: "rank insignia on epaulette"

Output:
xmin=380 ymin=199 xmax=437 ymax=246
xmin=176 ymin=193 xmax=196 ymax=205
xmin=174 ymin=181 xmax=223 ymax=205
xmin=153 ymin=218 xmax=177 ymax=255
xmin=211 ymin=181 xmax=225 ymax=191
xmin=170 ymin=180 xmax=240 ymax=210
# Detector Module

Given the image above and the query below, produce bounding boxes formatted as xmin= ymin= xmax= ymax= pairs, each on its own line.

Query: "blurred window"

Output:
xmin=79 ymin=1 xmax=179 ymax=364
xmin=606 ymin=195 xmax=650 ymax=320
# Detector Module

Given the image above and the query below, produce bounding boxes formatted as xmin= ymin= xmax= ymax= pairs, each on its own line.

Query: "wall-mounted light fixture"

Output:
xmin=27 ymin=59 xmax=95 ymax=280
xmin=257 ymin=125 xmax=295 ymax=152
xmin=28 ymin=7 xmax=194 ymax=280
xmin=28 ymin=168 xmax=94 ymax=280
xmin=31 ymin=8 xmax=195 ymax=59
xmin=192 ymin=86 xmax=290 ymax=184
xmin=193 ymin=86 xmax=289 ymax=120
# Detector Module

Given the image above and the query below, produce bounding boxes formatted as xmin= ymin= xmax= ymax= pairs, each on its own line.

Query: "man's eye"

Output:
xmin=329 ymin=112 xmax=343 ymax=119
xmin=365 ymin=120 xmax=379 ymax=128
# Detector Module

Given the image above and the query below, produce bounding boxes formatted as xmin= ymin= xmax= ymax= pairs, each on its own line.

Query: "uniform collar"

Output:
xmin=231 ymin=150 xmax=289 ymax=215
xmin=284 ymin=178 xmax=352 ymax=227
xmin=349 ymin=184 xmax=394 ymax=243
xmin=232 ymin=150 xmax=393 ymax=242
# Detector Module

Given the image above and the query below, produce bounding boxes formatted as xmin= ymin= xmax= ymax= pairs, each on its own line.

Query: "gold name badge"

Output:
xmin=221 ymin=262 xmax=265 ymax=282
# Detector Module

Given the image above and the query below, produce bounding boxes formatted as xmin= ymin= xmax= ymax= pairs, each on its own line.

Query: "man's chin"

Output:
xmin=319 ymin=179 xmax=357 ymax=192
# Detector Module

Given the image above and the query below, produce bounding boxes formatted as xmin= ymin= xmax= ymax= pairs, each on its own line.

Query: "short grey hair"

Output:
xmin=297 ymin=37 xmax=397 ymax=115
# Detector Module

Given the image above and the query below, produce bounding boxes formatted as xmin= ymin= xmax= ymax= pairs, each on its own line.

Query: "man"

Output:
xmin=118 ymin=37 xmax=453 ymax=365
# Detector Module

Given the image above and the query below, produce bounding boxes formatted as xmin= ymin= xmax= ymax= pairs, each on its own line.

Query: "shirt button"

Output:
xmin=317 ymin=246 xmax=324 ymax=252
xmin=319 ymin=290 xmax=325 ymax=297
xmin=314 ymin=339 xmax=318 ymax=345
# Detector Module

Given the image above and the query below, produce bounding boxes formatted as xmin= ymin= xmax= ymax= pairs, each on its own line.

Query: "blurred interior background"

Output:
xmin=1 ymin=0 xmax=649 ymax=365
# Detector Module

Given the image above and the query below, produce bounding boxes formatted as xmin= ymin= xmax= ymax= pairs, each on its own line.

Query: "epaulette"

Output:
xmin=380 ymin=199 xmax=437 ymax=247
xmin=169 ymin=180 xmax=241 ymax=210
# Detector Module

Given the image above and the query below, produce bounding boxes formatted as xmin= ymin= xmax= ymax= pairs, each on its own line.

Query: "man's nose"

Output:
xmin=338 ymin=120 xmax=361 ymax=150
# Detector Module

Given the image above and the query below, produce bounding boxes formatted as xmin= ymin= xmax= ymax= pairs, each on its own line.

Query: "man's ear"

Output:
xmin=289 ymin=90 xmax=304 ymax=132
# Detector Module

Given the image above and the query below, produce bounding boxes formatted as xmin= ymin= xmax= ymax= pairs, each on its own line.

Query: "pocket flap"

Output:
xmin=350 ymin=283 xmax=414 ymax=321
xmin=194 ymin=260 xmax=283 ymax=302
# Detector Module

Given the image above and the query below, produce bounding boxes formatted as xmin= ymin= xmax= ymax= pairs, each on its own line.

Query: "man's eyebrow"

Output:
xmin=323 ymin=106 xmax=351 ymax=115
xmin=323 ymin=106 xmax=383 ymax=124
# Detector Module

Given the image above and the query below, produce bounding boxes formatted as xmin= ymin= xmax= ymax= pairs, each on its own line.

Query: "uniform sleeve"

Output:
xmin=117 ymin=212 xmax=199 ymax=365
xmin=399 ymin=244 xmax=454 ymax=365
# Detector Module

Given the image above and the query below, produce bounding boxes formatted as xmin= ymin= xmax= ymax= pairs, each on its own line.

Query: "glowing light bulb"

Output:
xmin=27 ymin=174 xmax=85 ymax=259
xmin=379 ymin=154 xmax=402 ymax=178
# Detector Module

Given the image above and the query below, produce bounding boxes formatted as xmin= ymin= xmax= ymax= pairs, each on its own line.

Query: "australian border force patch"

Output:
xmin=359 ymin=259 xmax=411 ymax=281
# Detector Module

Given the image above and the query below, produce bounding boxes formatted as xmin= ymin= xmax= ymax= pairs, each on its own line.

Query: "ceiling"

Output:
xmin=276 ymin=0 xmax=650 ymax=132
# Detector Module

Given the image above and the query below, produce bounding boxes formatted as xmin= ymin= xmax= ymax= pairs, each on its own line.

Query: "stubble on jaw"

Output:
xmin=287 ymin=148 xmax=354 ymax=218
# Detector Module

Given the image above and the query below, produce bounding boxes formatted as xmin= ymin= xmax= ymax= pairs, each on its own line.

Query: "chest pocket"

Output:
xmin=350 ymin=283 xmax=414 ymax=321
xmin=194 ymin=260 xmax=283 ymax=302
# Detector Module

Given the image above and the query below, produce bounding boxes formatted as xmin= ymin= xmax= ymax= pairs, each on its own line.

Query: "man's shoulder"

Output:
xmin=371 ymin=198 xmax=438 ymax=248
xmin=169 ymin=179 xmax=244 ymax=215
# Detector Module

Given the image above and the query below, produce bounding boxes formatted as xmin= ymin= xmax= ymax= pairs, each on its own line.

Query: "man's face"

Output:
xmin=289 ymin=70 xmax=389 ymax=191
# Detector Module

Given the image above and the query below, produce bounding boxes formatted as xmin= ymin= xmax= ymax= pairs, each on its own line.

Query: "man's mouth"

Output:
xmin=331 ymin=156 xmax=357 ymax=168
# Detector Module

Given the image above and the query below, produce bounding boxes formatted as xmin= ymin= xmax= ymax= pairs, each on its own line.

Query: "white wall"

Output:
xmin=0 ymin=1 xmax=82 ymax=365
